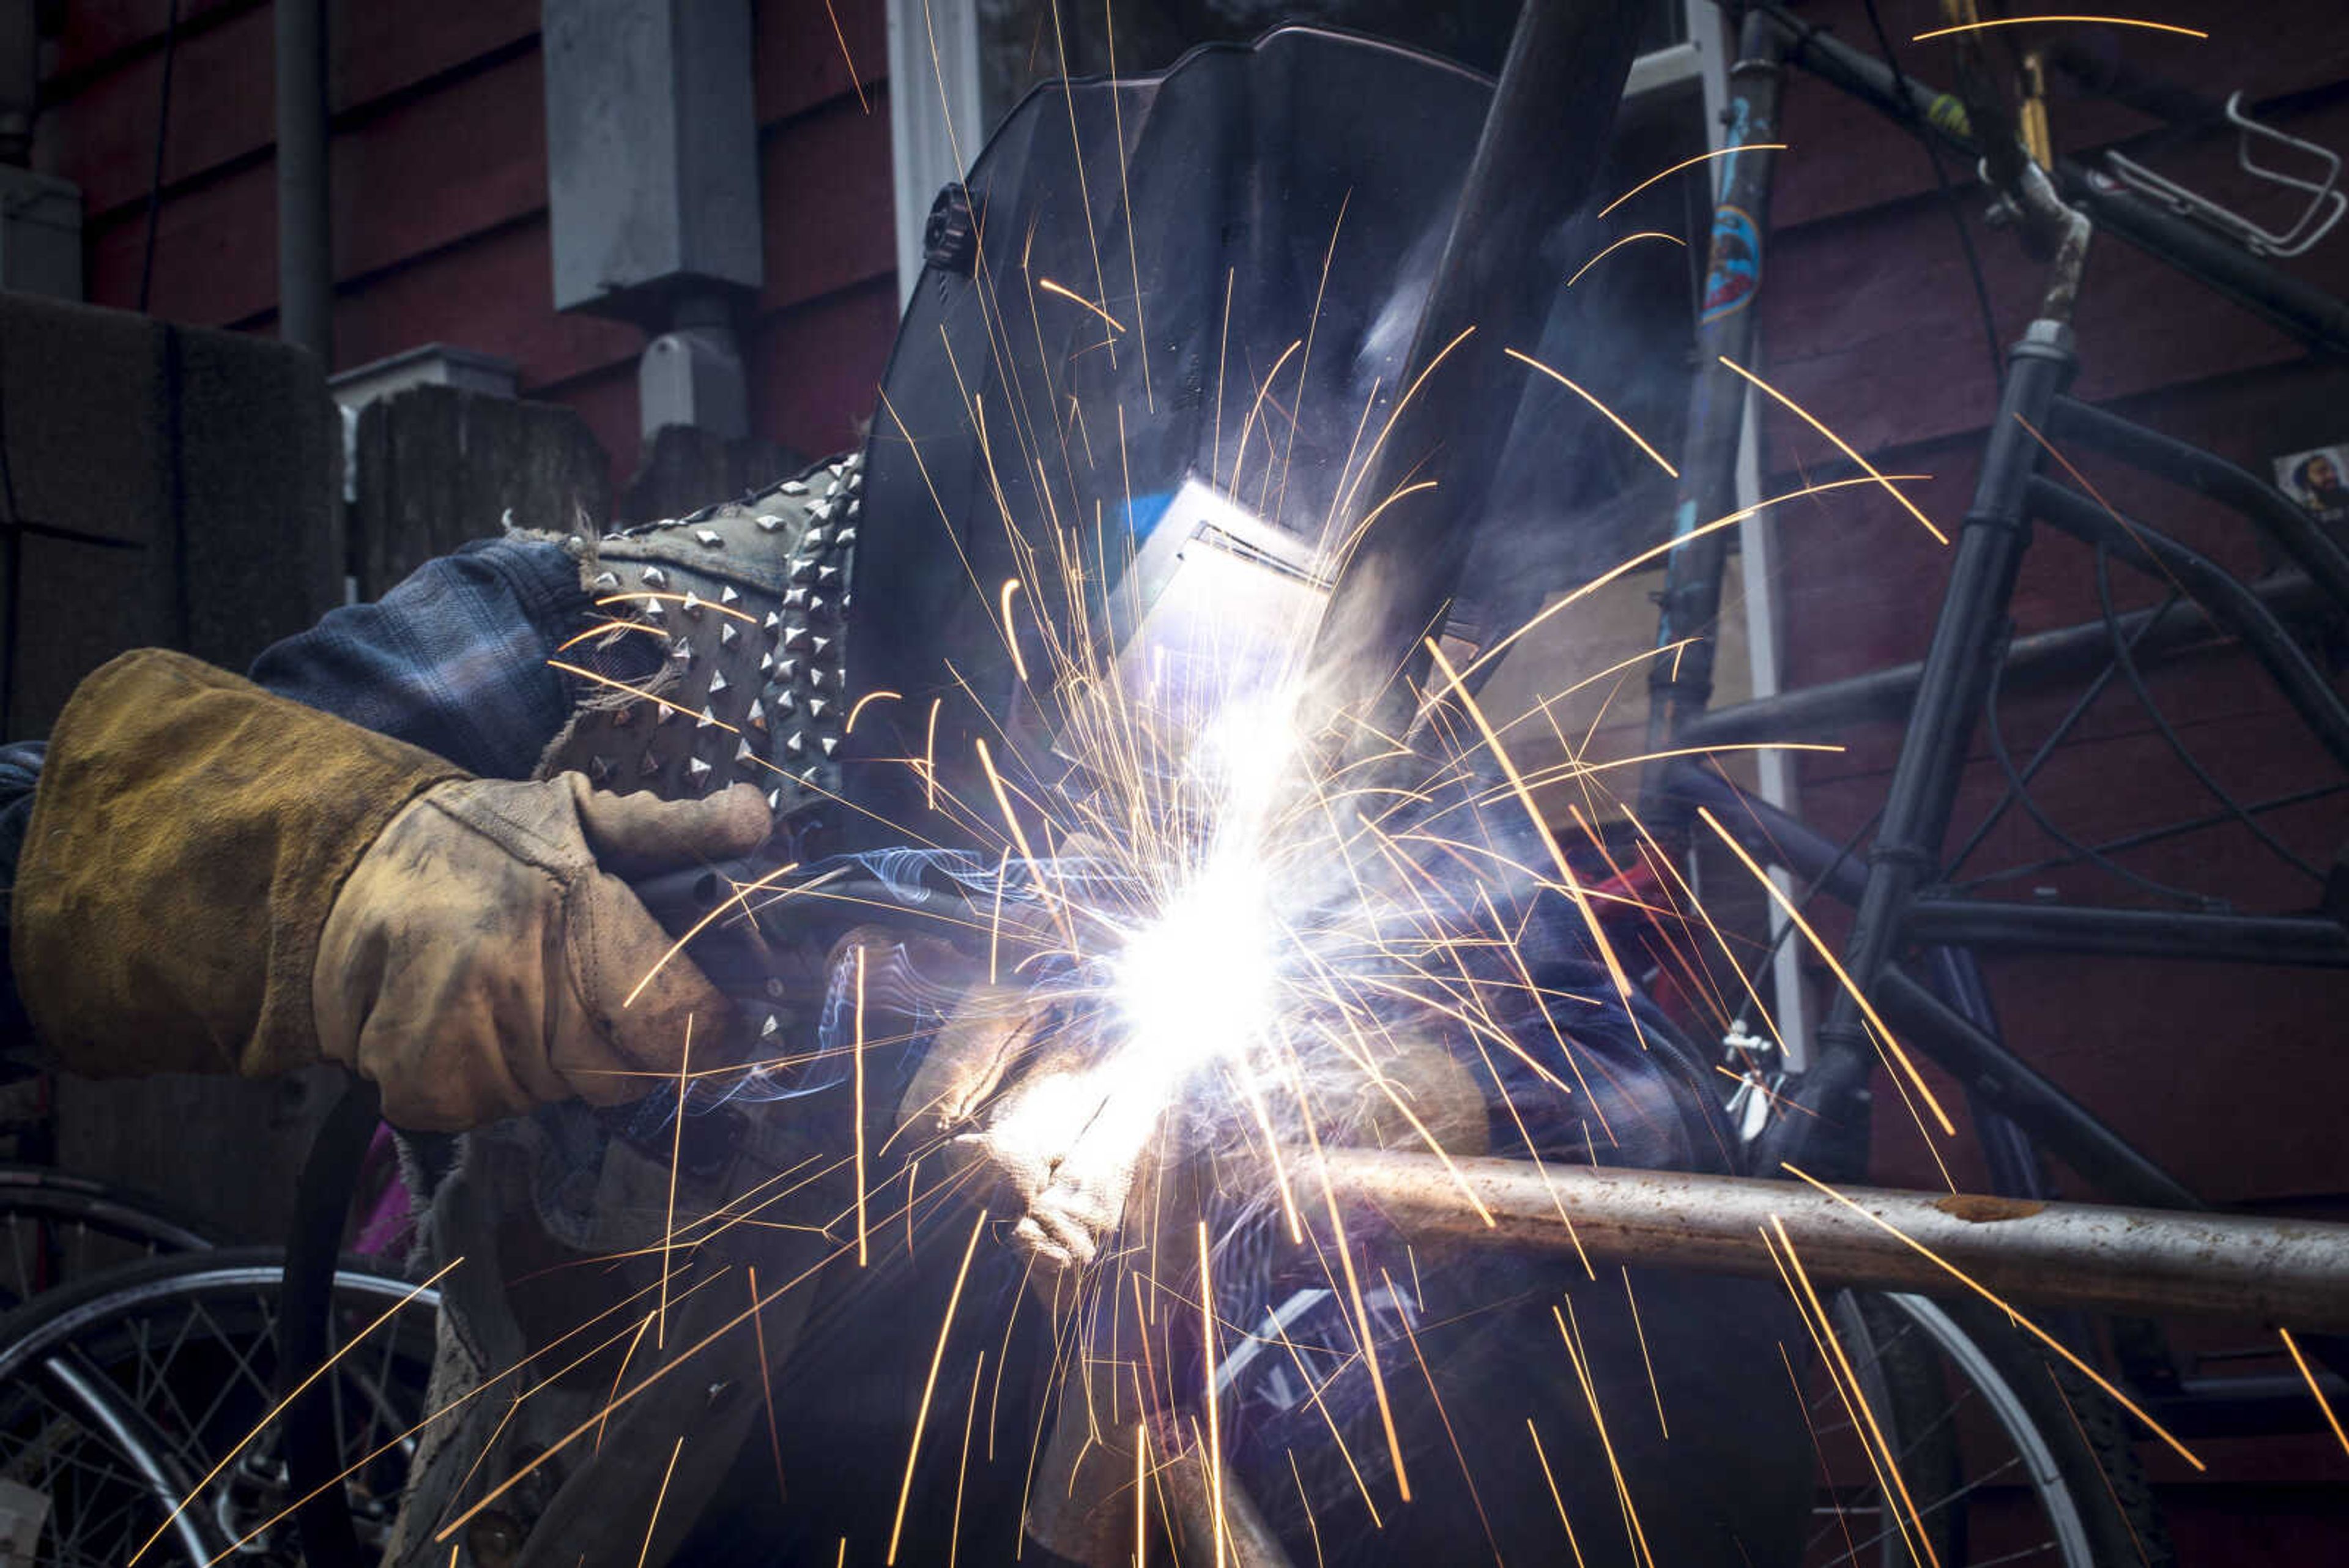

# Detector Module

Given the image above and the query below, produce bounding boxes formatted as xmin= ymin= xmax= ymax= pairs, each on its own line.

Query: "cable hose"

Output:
xmin=280 ymin=1074 xmax=383 ymax=1568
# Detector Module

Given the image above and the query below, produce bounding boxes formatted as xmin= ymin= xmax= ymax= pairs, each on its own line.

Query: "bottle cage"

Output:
xmin=2101 ymin=91 xmax=2347 ymax=259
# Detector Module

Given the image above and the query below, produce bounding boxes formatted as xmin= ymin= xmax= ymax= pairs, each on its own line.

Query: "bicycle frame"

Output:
xmin=1641 ymin=6 xmax=2349 ymax=1203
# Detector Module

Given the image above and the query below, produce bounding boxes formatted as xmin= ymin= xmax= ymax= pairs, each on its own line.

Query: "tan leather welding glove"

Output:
xmin=13 ymin=648 xmax=769 ymax=1132
xmin=313 ymin=774 xmax=771 ymax=1130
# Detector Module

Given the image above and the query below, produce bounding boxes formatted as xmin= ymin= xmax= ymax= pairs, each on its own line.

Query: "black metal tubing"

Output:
xmin=1903 ymin=899 xmax=2349 ymax=967
xmin=1751 ymin=327 xmax=2080 ymax=1180
xmin=1674 ymin=569 xmax=2329 ymax=749
xmin=2024 ymin=478 xmax=2349 ymax=772
xmin=1661 ymin=759 xmax=2202 ymax=1211
xmin=1643 ymin=7 xmax=1788 ymax=770
xmin=2045 ymin=394 xmax=2349 ymax=610
xmin=1743 ymin=0 xmax=2349 ymax=360
xmin=1315 ymin=0 xmax=1647 ymax=749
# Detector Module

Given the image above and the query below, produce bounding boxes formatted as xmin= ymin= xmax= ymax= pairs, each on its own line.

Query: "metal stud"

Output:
xmin=807 ymin=696 xmax=831 ymax=721
xmin=807 ymin=595 xmax=827 ymax=617
xmin=784 ymin=625 xmax=810 ymax=650
xmin=590 ymin=570 xmax=620 ymax=594
xmin=755 ymin=513 xmax=784 ymax=533
xmin=847 ymin=468 xmax=863 ymax=492
xmin=792 ymin=558 xmax=818 ymax=583
xmin=736 ymin=738 xmax=759 ymax=766
xmin=656 ymin=704 xmax=680 ymax=726
xmin=719 ymin=622 xmax=740 ymax=648
xmin=819 ymin=735 xmax=839 ymax=757
xmin=843 ymin=497 xmax=861 ymax=519
xmin=780 ymin=480 xmax=807 ymax=496
xmin=719 ymin=585 xmax=742 ymax=607
xmin=811 ymin=635 xmax=832 ymax=656
xmin=609 ymin=705 xmax=633 ymax=727
xmin=641 ymin=567 xmax=668 ymax=590
xmin=773 ymin=658 xmax=798 ymax=682
xmin=785 ymin=730 xmax=806 ymax=756
xmin=746 ymin=698 xmax=768 ymax=731
xmin=804 ymin=527 xmax=828 ymax=551
xmin=640 ymin=599 xmax=665 ymax=624
xmin=670 ymin=638 xmax=694 ymax=664
xmin=835 ymin=527 xmax=858 ymax=548
xmin=808 ymin=500 xmax=836 ymax=523
xmin=763 ymin=611 xmax=783 ymax=633
xmin=816 ymin=564 xmax=840 ymax=585
xmin=759 ymin=1012 xmax=781 ymax=1042
xmin=681 ymin=592 xmax=704 ymax=618
xmin=640 ymin=752 xmax=663 ymax=776
xmin=687 ymin=757 xmax=713 ymax=785
xmin=807 ymin=667 xmax=826 ymax=689
xmin=766 ymin=788 xmax=782 ymax=811
xmin=784 ymin=587 xmax=809 ymax=608
xmin=695 ymin=529 xmax=723 ymax=548
xmin=588 ymin=756 xmax=615 ymax=785
xmin=800 ymin=767 xmax=820 ymax=786
xmin=708 ymin=669 xmax=730 ymax=697
xmin=759 ymin=652 xmax=776 ymax=675
xmin=774 ymin=691 xmax=798 ymax=716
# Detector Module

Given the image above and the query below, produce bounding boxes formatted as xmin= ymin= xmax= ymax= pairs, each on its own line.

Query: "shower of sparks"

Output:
xmin=449 ymin=20 xmax=2269 ymax=1562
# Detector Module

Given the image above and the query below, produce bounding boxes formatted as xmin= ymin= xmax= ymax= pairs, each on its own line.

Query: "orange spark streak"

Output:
xmin=1037 ymin=276 xmax=1127 ymax=333
xmin=888 ymin=1208 xmax=989 ymax=1564
xmin=846 ymin=688 xmax=902 ymax=734
xmin=658 ymin=1014 xmax=691 ymax=1349
xmin=1696 ymin=806 xmax=1956 ymax=1135
xmin=129 ymin=1257 xmax=461 ymax=1566
xmin=1554 ymin=1301 xmax=1657 ymax=1568
xmin=1297 ymin=1102 xmax=1411 ymax=1502
xmin=1768 ymin=1216 xmax=1940 ymax=1566
xmin=1567 ymin=231 xmax=1684 ymax=288
xmin=949 ymin=1351 xmax=987 ymax=1568
xmin=1135 ymin=1422 xmax=1150 ymax=1568
xmin=1199 ymin=1221 xmax=1228 ymax=1568
xmin=854 ymin=946 xmax=870 ymax=1266
xmin=1524 ymin=1419 xmax=1590 ymax=1568
xmin=547 ymin=660 xmax=732 ymax=729
xmin=1506 ymin=347 xmax=1679 ymax=477
xmin=748 ymin=1267 xmax=790 ymax=1503
xmin=2282 ymin=1328 xmax=2349 ymax=1458
xmin=636 ymin=1436 xmax=686 ymax=1568
xmin=557 ymin=617 xmax=666 ymax=652
xmin=1716 ymin=356 xmax=1949 ymax=543
xmin=819 ymin=0 xmax=870 ymax=111
xmin=1599 ymin=144 xmax=1787 ymax=218
xmin=1781 ymin=1162 xmax=2208 ymax=1471
xmin=595 ymin=589 xmax=759 ymax=624
xmin=620 ymin=861 xmax=807 ymax=1009
xmin=1620 ymin=1267 xmax=1669 ymax=1439
xmin=1914 ymin=15 xmax=2207 ymax=41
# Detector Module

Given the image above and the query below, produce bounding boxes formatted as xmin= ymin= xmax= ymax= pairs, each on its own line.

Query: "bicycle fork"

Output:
xmin=1756 ymin=321 xmax=2082 ymax=1180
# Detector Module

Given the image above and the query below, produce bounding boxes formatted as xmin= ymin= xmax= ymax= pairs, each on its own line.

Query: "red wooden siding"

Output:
xmin=34 ymin=0 xmax=900 ymax=491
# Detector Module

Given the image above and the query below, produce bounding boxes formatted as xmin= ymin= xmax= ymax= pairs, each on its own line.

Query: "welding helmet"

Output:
xmin=845 ymin=26 xmax=1501 ymax=834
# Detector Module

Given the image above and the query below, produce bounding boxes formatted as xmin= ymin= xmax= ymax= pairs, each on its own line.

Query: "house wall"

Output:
xmin=32 ymin=0 xmax=900 ymax=493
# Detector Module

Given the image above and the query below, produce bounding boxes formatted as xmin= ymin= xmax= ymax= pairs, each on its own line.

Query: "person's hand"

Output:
xmin=313 ymin=775 xmax=770 ymax=1130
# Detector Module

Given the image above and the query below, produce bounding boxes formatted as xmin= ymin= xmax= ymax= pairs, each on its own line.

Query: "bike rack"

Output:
xmin=2102 ymin=92 xmax=2348 ymax=259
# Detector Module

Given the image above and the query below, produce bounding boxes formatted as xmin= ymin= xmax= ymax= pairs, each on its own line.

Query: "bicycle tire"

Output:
xmin=0 ymin=1165 xmax=217 ymax=1309
xmin=0 ymin=1246 xmax=440 ymax=1568
xmin=1814 ymin=1290 xmax=2172 ymax=1568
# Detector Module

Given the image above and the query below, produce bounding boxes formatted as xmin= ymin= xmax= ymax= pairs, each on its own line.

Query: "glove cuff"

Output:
xmin=12 ymin=649 xmax=464 ymax=1079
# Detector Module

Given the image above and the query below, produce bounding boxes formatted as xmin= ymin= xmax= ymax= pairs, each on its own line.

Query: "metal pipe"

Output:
xmin=1310 ymin=0 xmax=1647 ymax=749
xmin=275 ymin=0 xmax=333 ymax=360
xmin=1901 ymin=898 xmax=2349 ymax=967
xmin=1674 ymin=570 xmax=2328 ymax=749
xmin=1312 ymin=1150 xmax=2349 ymax=1329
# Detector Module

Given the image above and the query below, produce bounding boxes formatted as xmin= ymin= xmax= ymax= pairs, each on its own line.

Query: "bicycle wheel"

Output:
xmin=1807 ymin=1290 xmax=2171 ymax=1568
xmin=0 ymin=1246 xmax=440 ymax=1568
xmin=0 ymin=1166 xmax=216 ymax=1308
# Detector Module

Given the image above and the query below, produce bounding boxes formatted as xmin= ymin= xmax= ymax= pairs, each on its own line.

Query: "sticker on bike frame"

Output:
xmin=1701 ymin=203 xmax=1762 ymax=324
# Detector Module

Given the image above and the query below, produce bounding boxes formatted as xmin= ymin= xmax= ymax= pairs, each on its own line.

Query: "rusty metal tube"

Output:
xmin=1312 ymin=1150 xmax=2349 ymax=1330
